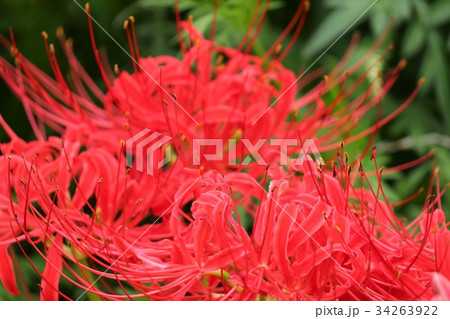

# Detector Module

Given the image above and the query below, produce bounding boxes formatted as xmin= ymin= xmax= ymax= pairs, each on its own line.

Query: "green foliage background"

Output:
xmin=0 ymin=0 xmax=449 ymax=300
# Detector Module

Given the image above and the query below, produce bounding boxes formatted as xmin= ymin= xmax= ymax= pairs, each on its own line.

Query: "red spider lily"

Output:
xmin=0 ymin=2 xmax=422 ymax=175
xmin=0 ymin=2 xmax=448 ymax=301
xmin=1 ymin=133 xmax=448 ymax=300
xmin=432 ymin=273 xmax=450 ymax=301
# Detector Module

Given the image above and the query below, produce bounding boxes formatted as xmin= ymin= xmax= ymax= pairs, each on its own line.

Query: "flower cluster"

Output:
xmin=0 ymin=2 xmax=448 ymax=300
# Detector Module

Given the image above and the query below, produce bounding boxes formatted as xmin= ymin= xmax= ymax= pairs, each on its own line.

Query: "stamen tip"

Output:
xmin=41 ymin=31 xmax=48 ymax=39
xmin=305 ymin=1 xmax=310 ymax=11
xmin=418 ymin=77 xmax=426 ymax=86
xmin=275 ymin=43 xmax=283 ymax=54
xmin=399 ymin=59 xmax=407 ymax=69
xmin=216 ymin=54 xmax=224 ymax=65
xmin=66 ymin=38 xmax=74 ymax=47
xmin=56 ymin=26 xmax=64 ymax=38
xmin=358 ymin=159 xmax=363 ymax=172
xmin=370 ymin=146 xmax=377 ymax=160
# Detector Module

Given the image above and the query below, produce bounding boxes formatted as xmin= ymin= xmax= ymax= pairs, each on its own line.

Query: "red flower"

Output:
xmin=432 ymin=273 xmax=450 ymax=301
xmin=0 ymin=4 xmax=421 ymax=174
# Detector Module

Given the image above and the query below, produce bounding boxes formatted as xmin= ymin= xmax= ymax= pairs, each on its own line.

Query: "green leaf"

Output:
xmin=428 ymin=32 xmax=450 ymax=134
xmin=397 ymin=163 xmax=429 ymax=198
xmin=419 ymin=44 xmax=435 ymax=95
xmin=369 ymin=7 xmax=390 ymax=36
xmin=303 ymin=3 xmax=369 ymax=57
xmin=390 ymin=0 xmax=413 ymax=21
xmin=429 ymin=0 xmax=450 ymax=27
xmin=412 ymin=0 xmax=430 ymax=24
xmin=402 ymin=23 xmax=425 ymax=57
xmin=137 ymin=0 xmax=188 ymax=8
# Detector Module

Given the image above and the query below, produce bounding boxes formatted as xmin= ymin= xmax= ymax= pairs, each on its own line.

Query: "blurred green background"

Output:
xmin=0 ymin=0 xmax=449 ymax=300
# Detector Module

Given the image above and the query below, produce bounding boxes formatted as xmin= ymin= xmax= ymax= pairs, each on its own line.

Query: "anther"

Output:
xmin=56 ymin=27 xmax=64 ymax=38
xmin=399 ymin=59 xmax=407 ymax=69
xmin=305 ymin=0 xmax=310 ymax=11
xmin=418 ymin=77 xmax=426 ymax=87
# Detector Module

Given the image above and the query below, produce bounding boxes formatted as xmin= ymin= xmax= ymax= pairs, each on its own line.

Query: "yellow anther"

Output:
xmin=418 ymin=77 xmax=426 ymax=86
xmin=305 ymin=1 xmax=310 ymax=11
xmin=275 ymin=44 xmax=283 ymax=55
xmin=56 ymin=26 xmax=64 ymax=38
xmin=66 ymin=38 xmax=74 ymax=47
